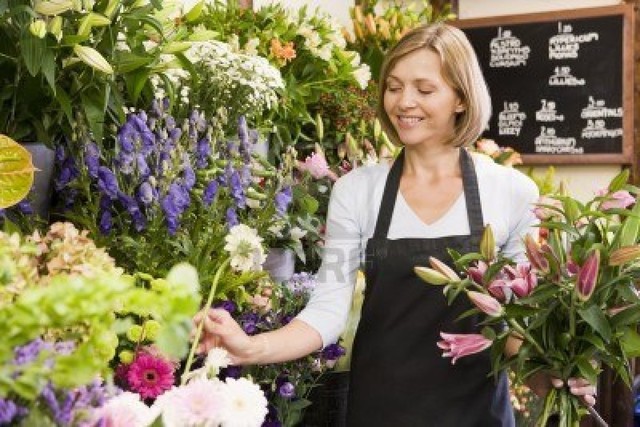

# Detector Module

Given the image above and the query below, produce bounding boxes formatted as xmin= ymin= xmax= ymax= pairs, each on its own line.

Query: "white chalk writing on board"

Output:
xmin=535 ymin=99 xmax=565 ymax=122
xmin=581 ymin=119 xmax=623 ymax=139
xmin=498 ymin=101 xmax=526 ymax=136
xmin=549 ymin=22 xmax=599 ymax=59
xmin=534 ymin=126 xmax=584 ymax=154
xmin=490 ymin=27 xmax=531 ymax=68
xmin=549 ymin=66 xmax=585 ymax=86
xmin=581 ymin=96 xmax=623 ymax=119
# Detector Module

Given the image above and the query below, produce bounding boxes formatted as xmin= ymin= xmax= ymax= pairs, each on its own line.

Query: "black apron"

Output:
xmin=347 ymin=148 xmax=514 ymax=427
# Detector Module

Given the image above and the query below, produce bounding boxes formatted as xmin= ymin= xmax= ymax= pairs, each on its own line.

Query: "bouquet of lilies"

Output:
xmin=415 ymin=170 xmax=640 ymax=427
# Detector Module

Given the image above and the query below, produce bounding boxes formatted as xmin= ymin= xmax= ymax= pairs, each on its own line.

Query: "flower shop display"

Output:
xmin=415 ymin=170 xmax=640 ymax=426
xmin=0 ymin=219 xmax=203 ymax=425
xmin=211 ymin=272 xmax=346 ymax=426
xmin=54 ymin=100 xmax=302 ymax=293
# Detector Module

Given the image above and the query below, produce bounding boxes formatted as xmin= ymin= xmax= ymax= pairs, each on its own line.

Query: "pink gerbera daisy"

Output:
xmin=127 ymin=352 xmax=175 ymax=399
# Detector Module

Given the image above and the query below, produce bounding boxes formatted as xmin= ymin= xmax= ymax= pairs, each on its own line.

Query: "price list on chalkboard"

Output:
xmin=457 ymin=5 xmax=633 ymax=164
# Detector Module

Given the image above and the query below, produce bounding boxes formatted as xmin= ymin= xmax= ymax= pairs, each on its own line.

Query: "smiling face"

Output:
xmin=383 ymin=48 xmax=464 ymax=149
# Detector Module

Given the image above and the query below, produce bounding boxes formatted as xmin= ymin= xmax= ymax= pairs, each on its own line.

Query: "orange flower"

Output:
xmin=270 ymin=39 xmax=297 ymax=65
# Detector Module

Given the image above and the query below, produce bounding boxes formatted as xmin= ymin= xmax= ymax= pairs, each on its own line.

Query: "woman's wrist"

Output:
xmin=247 ymin=334 xmax=270 ymax=364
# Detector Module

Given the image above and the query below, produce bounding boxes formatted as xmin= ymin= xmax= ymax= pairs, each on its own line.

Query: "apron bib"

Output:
xmin=347 ymin=149 xmax=513 ymax=427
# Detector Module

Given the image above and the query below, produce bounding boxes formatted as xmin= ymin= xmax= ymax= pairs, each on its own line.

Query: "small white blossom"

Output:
xmin=353 ymin=64 xmax=371 ymax=90
xmin=224 ymin=224 xmax=266 ymax=272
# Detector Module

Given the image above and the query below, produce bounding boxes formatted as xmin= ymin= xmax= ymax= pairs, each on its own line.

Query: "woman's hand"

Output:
xmin=526 ymin=372 xmax=597 ymax=406
xmin=192 ymin=308 xmax=263 ymax=365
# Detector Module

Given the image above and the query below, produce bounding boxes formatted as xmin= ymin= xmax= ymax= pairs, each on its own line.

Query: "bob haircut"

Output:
xmin=378 ymin=23 xmax=492 ymax=148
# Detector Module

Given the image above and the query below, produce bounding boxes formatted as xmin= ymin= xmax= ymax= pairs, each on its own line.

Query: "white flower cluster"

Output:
xmin=224 ymin=224 xmax=266 ymax=273
xmin=152 ymin=40 xmax=283 ymax=117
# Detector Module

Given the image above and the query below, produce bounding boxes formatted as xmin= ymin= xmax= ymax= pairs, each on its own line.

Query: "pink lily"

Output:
xmin=297 ymin=150 xmax=338 ymax=181
xmin=467 ymin=291 xmax=504 ymax=317
xmin=487 ymin=279 xmax=509 ymax=301
xmin=524 ymin=234 xmax=549 ymax=273
xmin=576 ymin=250 xmax=600 ymax=301
xmin=437 ymin=332 xmax=493 ymax=365
xmin=596 ymin=188 xmax=635 ymax=210
xmin=504 ymin=263 xmax=537 ymax=298
xmin=467 ymin=260 xmax=488 ymax=285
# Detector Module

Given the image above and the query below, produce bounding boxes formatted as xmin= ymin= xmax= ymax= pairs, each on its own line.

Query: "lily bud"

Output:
xmin=353 ymin=5 xmax=364 ymax=23
xmin=467 ymin=291 xmax=504 ymax=317
xmin=429 ymin=257 xmax=461 ymax=281
xmin=480 ymin=225 xmax=495 ymax=261
xmin=48 ymin=16 xmax=63 ymax=41
xmin=414 ymin=266 xmax=449 ymax=285
xmin=576 ymin=250 xmax=600 ymax=301
xmin=524 ymin=234 xmax=549 ymax=273
xmin=437 ymin=332 xmax=492 ymax=365
xmin=364 ymin=13 xmax=377 ymax=35
xmin=34 ymin=0 xmax=73 ymax=15
xmin=29 ymin=19 xmax=47 ymax=38
xmin=315 ymin=113 xmax=324 ymax=142
xmin=609 ymin=245 xmax=640 ymax=266
xmin=373 ymin=118 xmax=381 ymax=141
xmin=73 ymin=44 xmax=114 ymax=74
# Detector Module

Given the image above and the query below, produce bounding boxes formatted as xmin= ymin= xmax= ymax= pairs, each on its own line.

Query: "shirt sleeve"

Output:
xmin=500 ymin=168 xmax=540 ymax=262
xmin=295 ymin=174 xmax=362 ymax=348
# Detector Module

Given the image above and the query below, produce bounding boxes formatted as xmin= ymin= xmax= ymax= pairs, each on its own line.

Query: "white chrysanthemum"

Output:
xmin=93 ymin=392 xmax=156 ymax=427
xmin=353 ymin=63 xmax=371 ymax=90
xmin=224 ymin=224 xmax=266 ymax=272
xmin=153 ymin=380 xmax=225 ymax=427
xmin=204 ymin=347 xmax=231 ymax=377
xmin=219 ymin=378 xmax=269 ymax=427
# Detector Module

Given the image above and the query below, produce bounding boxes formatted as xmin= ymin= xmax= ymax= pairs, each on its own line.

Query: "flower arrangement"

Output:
xmin=346 ymin=0 xmax=455 ymax=81
xmin=415 ymin=170 xmax=640 ymax=426
xmin=471 ymin=138 xmax=523 ymax=167
xmin=212 ymin=272 xmax=346 ymax=426
xmin=0 ymin=221 xmax=201 ymax=425
xmin=55 ymin=100 xmax=298 ymax=292
xmin=188 ymin=0 xmax=371 ymax=150
xmin=151 ymin=39 xmax=284 ymax=133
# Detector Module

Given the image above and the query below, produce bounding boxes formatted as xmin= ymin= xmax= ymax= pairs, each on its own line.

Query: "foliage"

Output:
xmin=0 ymin=0 xmax=177 ymax=145
xmin=416 ymin=169 xmax=640 ymax=426
xmin=0 ymin=222 xmax=200 ymax=420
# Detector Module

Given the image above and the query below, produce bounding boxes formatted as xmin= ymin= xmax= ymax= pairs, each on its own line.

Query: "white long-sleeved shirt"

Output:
xmin=296 ymin=153 xmax=540 ymax=347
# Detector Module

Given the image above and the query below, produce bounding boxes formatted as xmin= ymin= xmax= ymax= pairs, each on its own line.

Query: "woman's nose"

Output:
xmin=398 ymin=89 xmax=417 ymax=109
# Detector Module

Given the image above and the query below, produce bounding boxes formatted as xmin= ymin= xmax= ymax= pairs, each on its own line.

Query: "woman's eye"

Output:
xmin=387 ymin=87 xmax=401 ymax=92
xmin=418 ymin=90 xmax=433 ymax=95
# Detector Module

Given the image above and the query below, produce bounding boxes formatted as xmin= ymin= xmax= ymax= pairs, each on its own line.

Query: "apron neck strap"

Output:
xmin=372 ymin=148 xmax=485 ymax=243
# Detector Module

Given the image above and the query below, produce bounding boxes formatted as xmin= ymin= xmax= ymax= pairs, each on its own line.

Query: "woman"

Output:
xmin=195 ymin=23 xmax=595 ymax=426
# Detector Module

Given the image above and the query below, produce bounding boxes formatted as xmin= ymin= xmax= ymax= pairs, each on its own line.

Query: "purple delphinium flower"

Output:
xmin=13 ymin=338 xmax=49 ymax=365
xmin=274 ymin=186 xmax=292 ymax=216
xmin=237 ymin=116 xmax=252 ymax=163
xmin=169 ymin=127 xmax=182 ymax=144
xmin=322 ymin=343 xmax=346 ymax=361
xmin=97 ymin=167 xmax=120 ymax=200
xmin=278 ymin=382 xmax=295 ymax=399
xmin=183 ymin=163 xmax=196 ymax=191
xmin=225 ymin=207 xmax=239 ymax=228
xmin=118 ymin=193 xmax=146 ymax=232
xmin=280 ymin=314 xmax=294 ymax=326
xmin=55 ymin=157 xmax=79 ymax=191
xmin=240 ymin=312 xmax=260 ymax=335
xmin=229 ymin=170 xmax=246 ymax=208
xmin=0 ymin=397 xmax=27 ymax=425
xmin=85 ymin=142 xmax=100 ymax=179
xmin=136 ymin=153 xmax=150 ymax=179
xmin=203 ymin=180 xmax=218 ymax=207
xmin=137 ymin=181 xmax=155 ymax=205
xmin=115 ymin=151 xmax=135 ymax=175
xmin=161 ymin=183 xmax=191 ymax=235
xmin=214 ymin=300 xmax=237 ymax=313
xmin=17 ymin=199 xmax=33 ymax=215
xmin=98 ymin=196 xmax=113 ymax=235
xmin=196 ymin=136 xmax=212 ymax=169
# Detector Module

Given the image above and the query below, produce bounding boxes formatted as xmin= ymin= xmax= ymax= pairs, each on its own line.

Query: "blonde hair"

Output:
xmin=378 ymin=23 xmax=491 ymax=147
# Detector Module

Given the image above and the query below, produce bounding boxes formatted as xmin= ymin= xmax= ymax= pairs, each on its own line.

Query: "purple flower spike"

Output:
xmin=137 ymin=181 xmax=155 ymax=205
xmin=226 ymin=207 xmax=239 ymax=227
xmin=97 ymin=167 xmax=120 ymax=200
xmin=0 ymin=397 xmax=28 ymax=425
xmin=229 ymin=171 xmax=245 ymax=208
xmin=203 ymin=180 xmax=218 ymax=207
xmin=85 ymin=142 xmax=100 ymax=179
xmin=275 ymin=186 xmax=293 ymax=216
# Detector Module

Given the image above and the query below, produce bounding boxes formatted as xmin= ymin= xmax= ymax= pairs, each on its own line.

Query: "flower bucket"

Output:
xmin=263 ymin=248 xmax=295 ymax=283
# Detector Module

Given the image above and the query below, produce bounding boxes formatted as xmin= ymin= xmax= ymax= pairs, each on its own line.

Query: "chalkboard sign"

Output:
xmin=456 ymin=5 xmax=634 ymax=164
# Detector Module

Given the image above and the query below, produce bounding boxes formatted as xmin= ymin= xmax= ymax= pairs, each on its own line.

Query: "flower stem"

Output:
xmin=507 ymin=319 xmax=554 ymax=365
xmin=181 ymin=257 xmax=231 ymax=384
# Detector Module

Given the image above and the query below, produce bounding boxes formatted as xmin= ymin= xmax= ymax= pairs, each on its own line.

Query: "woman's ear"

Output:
xmin=455 ymin=103 xmax=466 ymax=113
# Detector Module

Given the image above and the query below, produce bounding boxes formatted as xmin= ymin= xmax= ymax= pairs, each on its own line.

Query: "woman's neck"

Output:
xmin=402 ymin=145 xmax=462 ymax=181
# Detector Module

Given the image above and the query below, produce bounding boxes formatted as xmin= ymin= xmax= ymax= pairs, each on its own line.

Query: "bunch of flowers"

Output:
xmin=346 ymin=0 xmax=455 ymax=81
xmin=0 ymin=221 xmax=201 ymax=425
xmin=55 ymin=101 xmax=298 ymax=292
xmin=471 ymin=138 xmax=523 ymax=167
xmin=188 ymin=0 xmax=371 ymax=151
xmin=94 ymin=347 xmax=268 ymax=427
xmin=151 ymin=39 xmax=284 ymax=132
xmin=213 ymin=272 xmax=346 ymax=426
xmin=415 ymin=170 xmax=640 ymax=426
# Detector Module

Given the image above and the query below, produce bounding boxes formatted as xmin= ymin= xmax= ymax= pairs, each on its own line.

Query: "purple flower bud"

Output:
xmin=17 ymin=199 xmax=33 ymax=215
xmin=576 ymin=250 xmax=600 ymax=301
xmin=226 ymin=207 xmax=239 ymax=227
xmin=203 ymin=180 xmax=218 ymax=206
xmin=169 ymin=127 xmax=181 ymax=143
xmin=116 ymin=151 xmax=135 ymax=175
xmin=97 ymin=167 xmax=120 ymax=200
xmin=183 ymin=164 xmax=196 ymax=190
xmin=196 ymin=136 xmax=212 ymax=169
xmin=214 ymin=300 xmax=237 ymax=313
xmin=322 ymin=343 xmax=346 ymax=361
xmin=137 ymin=181 xmax=155 ymax=205
xmin=85 ymin=142 xmax=100 ymax=179
xmin=0 ymin=397 xmax=28 ymax=425
xmin=118 ymin=193 xmax=146 ymax=232
xmin=278 ymin=382 xmax=295 ymax=399
xmin=275 ymin=186 xmax=293 ymax=216
xmin=229 ymin=171 xmax=245 ymax=208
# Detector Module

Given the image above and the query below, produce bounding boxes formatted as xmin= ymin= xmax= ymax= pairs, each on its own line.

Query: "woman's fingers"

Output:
xmin=550 ymin=377 xmax=564 ymax=388
xmin=568 ymin=377 xmax=597 ymax=406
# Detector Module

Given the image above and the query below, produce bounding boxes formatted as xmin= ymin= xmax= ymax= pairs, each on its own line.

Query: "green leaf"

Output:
xmin=608 ymin=168 xmax=630 ymax=192
xmin=20 ymin=31 xmax=46 ymax=76
xmin=114 ymin=51 xmax=153 ymax=73
xmin=80 ymin=86 xmax=107 ymax=143
xmin=620 ymin=327 xmax=640 ymax=357
xmin=0 ymin=135 xmax=36 ymax=208
xmin=610 ymin=304 xmax=640 ymax=328
xmin=41 ymin=47 xmax=56 ymax=93
xmin=577 ymin=305 xmax=612 ymax=342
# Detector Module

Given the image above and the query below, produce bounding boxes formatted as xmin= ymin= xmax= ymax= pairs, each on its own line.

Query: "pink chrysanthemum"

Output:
xmin=127 ymin=352 xmax=175 ymax=399
xmin=153 ymin=379 xmax=225 ymax=426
